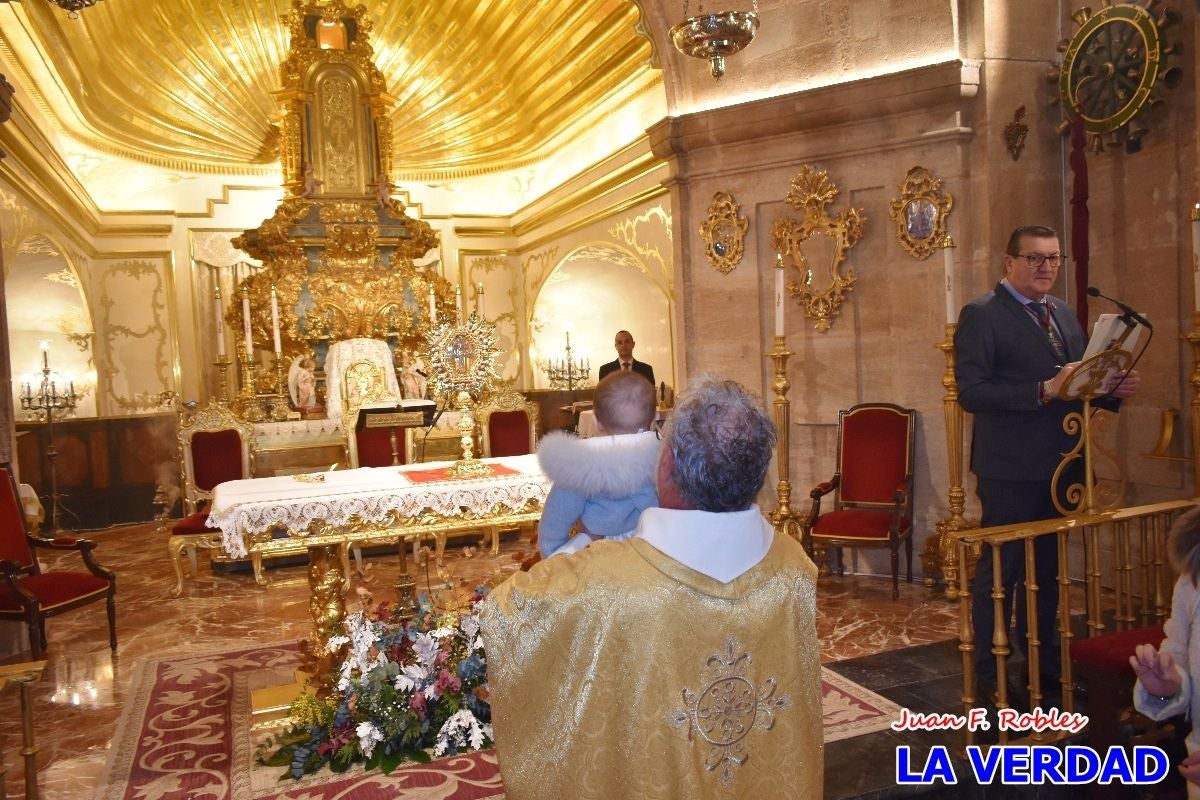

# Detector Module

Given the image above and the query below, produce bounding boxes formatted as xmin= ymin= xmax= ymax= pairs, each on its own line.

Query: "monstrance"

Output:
xmin=425 ymin=312 xmax=501 ymax=477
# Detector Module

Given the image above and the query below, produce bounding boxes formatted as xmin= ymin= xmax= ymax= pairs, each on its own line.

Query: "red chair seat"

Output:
xmin=1070 ymin=623 xmax=1165 ymax=682
xmin=0 ymin=572 xmax=110 ymax=611
xmin=812 ymin=509 xmax=911 ymax=540
xmin=171 ymin=510 xmax=219 ymax=535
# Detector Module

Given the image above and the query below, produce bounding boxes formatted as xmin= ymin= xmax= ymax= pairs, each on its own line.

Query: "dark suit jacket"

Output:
xmin=955 ymin=282 xmax=1117 ymax=483
xmin=598 ymin=358 xmax=655 ymax=386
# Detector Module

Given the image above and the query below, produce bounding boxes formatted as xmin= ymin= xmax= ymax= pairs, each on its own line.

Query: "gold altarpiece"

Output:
xmin=226 ymin=1 xmax=453 ymax=418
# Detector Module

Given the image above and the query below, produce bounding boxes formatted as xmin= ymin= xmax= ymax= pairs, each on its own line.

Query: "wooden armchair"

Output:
xmin=169 ymin=402 xmax=257 ymax=596
xmin=802 ymin=403 xmax=916 ymax=599
xmin=0 ymin=463 xmax=116 ymax=658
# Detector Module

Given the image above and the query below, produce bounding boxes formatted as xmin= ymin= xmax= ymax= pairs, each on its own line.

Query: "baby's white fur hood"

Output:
xmin=536 ymin=430 xmax=660 ymax=496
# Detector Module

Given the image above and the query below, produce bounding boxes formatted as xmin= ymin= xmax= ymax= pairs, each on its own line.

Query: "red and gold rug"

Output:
xmin=94 ymin=640 xmax=899 ymax=799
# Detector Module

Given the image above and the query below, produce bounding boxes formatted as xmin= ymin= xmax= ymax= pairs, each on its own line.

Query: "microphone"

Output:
xmin=1086 ymin=286 xmax=1153 ymax=330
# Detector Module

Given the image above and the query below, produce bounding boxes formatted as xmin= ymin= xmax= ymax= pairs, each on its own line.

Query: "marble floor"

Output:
xmin=0 ymin=522 xmax=962 ymax=799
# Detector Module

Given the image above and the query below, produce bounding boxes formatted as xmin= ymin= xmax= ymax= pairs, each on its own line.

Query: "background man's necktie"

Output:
xmin=622 ymin=363 xmax=630 ymax=371
xmin=1027 ymin=302 xmax=1068 ymax=363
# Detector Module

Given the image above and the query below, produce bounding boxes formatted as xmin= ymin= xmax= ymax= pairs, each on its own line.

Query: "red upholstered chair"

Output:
xmin=802 ymin=403 xmax=916 ymax=599
xmin=0 ymin=462 xmax=116 ymax=658
xmin=341 ymin=359 xmax=408 ymax=469
xmin=169 ymin=403 xmax=255 ymax=597
xmin=478 ymin=389 xmax=540 ymax=458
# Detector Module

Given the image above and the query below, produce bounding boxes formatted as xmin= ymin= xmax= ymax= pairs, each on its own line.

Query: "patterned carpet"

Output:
xmin=93 ymin=640 xmax=900 ymax=799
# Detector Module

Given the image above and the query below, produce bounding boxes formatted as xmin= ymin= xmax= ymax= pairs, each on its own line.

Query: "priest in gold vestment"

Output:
xmin=481 ymin=375 xmax=822 ymax=798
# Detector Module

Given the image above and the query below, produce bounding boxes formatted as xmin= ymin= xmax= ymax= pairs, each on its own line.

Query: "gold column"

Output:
xmin=924 ymin=323 xmax=978 ymax=598
xmin=766 ymin=336 xmax=802 ymax=539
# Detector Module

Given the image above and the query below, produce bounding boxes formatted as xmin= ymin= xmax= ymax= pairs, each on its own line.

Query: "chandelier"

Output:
xmin=668 ymin=1 xmax=760 ymax=80
xmin=0 ymin=0 xmax=102 ymax=18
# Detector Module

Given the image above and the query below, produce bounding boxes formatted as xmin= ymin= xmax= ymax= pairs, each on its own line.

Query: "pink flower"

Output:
xmin=410 ymin=690 xmax=427 ymax=719
xmin=436 ymin=669 xmax=462 ymax=694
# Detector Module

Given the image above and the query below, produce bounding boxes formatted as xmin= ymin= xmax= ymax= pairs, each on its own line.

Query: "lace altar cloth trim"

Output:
xmin=208 ymin=454 xmax=549 ymax=559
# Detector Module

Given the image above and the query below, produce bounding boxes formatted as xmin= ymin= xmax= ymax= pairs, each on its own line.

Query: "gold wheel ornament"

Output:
xmin=1053 ymin=1 xmax=1182 ymax=153
xmin=770 ymin=166 xmax=865 ymax=333
xmin=699 ymin=191 xmax=749 ymax=274
xmin=424 ymin=313 xmax=501 ymax=477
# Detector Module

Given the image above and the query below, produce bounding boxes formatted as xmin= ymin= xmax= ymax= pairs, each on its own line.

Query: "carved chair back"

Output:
xmin=178 ymin=403 xmax=254 ymax=514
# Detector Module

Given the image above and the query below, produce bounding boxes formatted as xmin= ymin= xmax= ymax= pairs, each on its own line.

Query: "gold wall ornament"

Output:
xmin=1004 ymin=106 xmax=1029 ymax=161
xmin=699 ymin=191 xmax=748 ymax=274
xmin=769 ymin=166 xmax=865 ymax=333
xmin=889 ymin=166 xmax=953 ymax=261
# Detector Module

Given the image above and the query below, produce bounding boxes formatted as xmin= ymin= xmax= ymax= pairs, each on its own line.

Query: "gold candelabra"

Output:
xmin=541 ymin=331 xmax=590 ymax=391
xmin=20 ymin=343 xmax=78 ymax=536
xmin=766 ymin=336 xmax=802 ymax=539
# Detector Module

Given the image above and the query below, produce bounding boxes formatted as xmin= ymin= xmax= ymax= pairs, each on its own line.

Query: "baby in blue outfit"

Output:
xmin=536 ymin=370 xmax=660 ymax=558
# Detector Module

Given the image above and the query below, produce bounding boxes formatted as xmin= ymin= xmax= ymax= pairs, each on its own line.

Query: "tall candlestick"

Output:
xmin=1191 ymin=203 xmax=1200 ymax=312
xmin=241 ymin=287 xmax=253 ymax=351
xmin=774 ymin=253 xmax=785 ymax=338
xmin=456 ymin=284 xmax=463 ymax=319
xmin=476 ymin=282 xmax=485 ymax=318
xmin=428 ymin=284 xmax=437 ymax=324
xmin=270 ymin=285 xmax=282 ymax=354
xmin=214 ymin=286 xmax=226 ymax=358
xmin=942 ymin=235 xmax=957 ymax=323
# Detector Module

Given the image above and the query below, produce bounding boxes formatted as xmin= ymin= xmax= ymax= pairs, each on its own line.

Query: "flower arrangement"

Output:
xmin=258 ymin=588 xmax=492 ymax=779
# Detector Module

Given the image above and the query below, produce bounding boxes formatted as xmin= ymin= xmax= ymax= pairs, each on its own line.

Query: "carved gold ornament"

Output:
xmin=670 ymin=636 xmax=789 ymax=787
xmin=699 ymin=191 xmax=749 ymax=274
xmin=770 ymin=166 xmax=865 ymax=333
xmin=888 ymin=167 xmax=954 ymax=261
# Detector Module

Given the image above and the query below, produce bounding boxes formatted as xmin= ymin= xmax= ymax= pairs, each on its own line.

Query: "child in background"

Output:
xmin=536 ymin=370 xmax=660 ymax=558
xmin=1131 ymin=504 xmax=1200 ymax=798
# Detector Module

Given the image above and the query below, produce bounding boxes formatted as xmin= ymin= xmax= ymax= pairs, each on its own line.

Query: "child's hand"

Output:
xmin=1179 ymin=750 xmax=1200 ymax=785
xmin=1129 ymin=643 xmax=1182 ymax=699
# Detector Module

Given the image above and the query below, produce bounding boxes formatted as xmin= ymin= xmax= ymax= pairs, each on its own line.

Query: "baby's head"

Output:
xmin=593 ymin=371 xmax=656 ymax=435
xmin=1169 ymin=505 xmax=1200 ymax=585
xmin=300 ymin=357 xmax=315 ymax=370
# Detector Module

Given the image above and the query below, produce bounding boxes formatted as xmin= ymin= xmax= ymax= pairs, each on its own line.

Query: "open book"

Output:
xmin=1074 ymin=313 xmax=1145 ymax=396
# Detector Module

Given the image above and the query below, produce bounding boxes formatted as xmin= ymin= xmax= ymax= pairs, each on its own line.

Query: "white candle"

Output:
xmin=943 ymin=235 xmax=957 ymax=324
xmin=428 ymin=284 xmax=437 ymax=324
xmin=270 ymin=285 xmax=282 ymax=354
xmin=241 ymin=289 xmax=253 ymax=350
xmin=456 ymin=284 xmax=463 ymax=319
xmin=1191 ymin=203 xmax=1200 ymax=312
xmin=476 ymin=282 xmax=485 ymax=318
xmin=774 ymin=253 xmax=785 ymax=338
xmin=214 ymin=286 xmax=226 ymax=358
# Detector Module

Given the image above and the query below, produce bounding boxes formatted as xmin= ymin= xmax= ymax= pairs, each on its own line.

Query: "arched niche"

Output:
xmin=6 ymin=234 xmax=97 ymax=419
xmin=529 ymin=243 xmax=672 ymax=391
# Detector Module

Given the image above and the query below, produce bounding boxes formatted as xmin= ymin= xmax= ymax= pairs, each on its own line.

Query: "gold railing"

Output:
xmin=951 ymin=497 xmax=1196 ymax=746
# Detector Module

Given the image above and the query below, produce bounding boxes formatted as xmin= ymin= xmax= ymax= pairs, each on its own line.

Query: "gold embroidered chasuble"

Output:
xmin=480 ymin=532 xmax=822 ymax=799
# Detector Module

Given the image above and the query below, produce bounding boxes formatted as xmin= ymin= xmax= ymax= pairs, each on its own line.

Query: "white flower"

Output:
xmin=460 ymin=614 xmax=480 ymax=641
xmin=394 ymin=663 xmax=428 ymax=693
xmin=356 ymin=720 xmax=384 ymax=758
xmin=335 ymin=612 xmax=387 ymax=692
xmin=430 ymin=624 xmax=455 ymax=640
xmin=434 ymin=709 xmax=490 ymax=757
xmin=412 ymin=632 xmax=440 ymax=667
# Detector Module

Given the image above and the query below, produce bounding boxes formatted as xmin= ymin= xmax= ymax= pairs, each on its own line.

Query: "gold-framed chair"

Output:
xmin=169 ymin=402 xmax=258 ymax=597
xmin=341 ymin=359 xmax=411 ymax=469
xmin=477 ymin=388 xmax=540 ymax=458
xmin=801 ymin=402 xmax=917 ymax=600
xmin=0 ymin=462 xmax=116 ymax=658
xmin=475 ymin=388 xmax=541 ymax=553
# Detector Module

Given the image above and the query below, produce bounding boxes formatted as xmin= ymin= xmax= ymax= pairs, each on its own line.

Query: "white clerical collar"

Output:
xmin=635 ymin=504 xmax=773 ymax=583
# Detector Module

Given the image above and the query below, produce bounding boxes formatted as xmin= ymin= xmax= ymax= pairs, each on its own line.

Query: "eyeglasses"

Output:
xmin=1011 ymin=252 xmax=1064 ymax=268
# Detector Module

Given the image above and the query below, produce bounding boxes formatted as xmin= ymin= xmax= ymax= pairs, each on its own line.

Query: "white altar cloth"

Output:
xmin=209 ymin=454 xmax=550 ymax=558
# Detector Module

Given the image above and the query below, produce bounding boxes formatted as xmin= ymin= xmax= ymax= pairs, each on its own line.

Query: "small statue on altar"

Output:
xmin=373 ymin=173 xmax=392 ymax=207
xmin=288 ymin=355 xmax=319 ymax=411
xmin=399 ymin=350 xmax=427 ymax=400
xmin=302 ymin=162 xmax=322 ymax=198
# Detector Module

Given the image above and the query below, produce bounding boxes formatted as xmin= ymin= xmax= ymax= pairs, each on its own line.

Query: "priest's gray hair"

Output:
xmin=662 ymin=374 xmax=776 ymax=512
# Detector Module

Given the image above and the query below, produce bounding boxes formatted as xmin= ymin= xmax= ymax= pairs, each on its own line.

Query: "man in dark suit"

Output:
xmin=598 ymin=330 xmax=655 ymax=386
xmin=955 ymin=224 xmax=1140 ymax=691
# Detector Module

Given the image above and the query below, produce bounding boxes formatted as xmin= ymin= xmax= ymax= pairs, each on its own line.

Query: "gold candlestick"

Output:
xmin=1189 ymin=310 xmax=1200 ymax=495
xmin=925 ymin=323 xmax=979 ymax=599
xmin=766 ymin=335 xmax=801 ymax=539
xmin=213 ymin=356 xmax=232 ymax=404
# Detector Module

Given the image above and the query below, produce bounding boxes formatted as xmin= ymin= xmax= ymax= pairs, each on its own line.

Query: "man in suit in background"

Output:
xmin=955 ymin=224 xmax=1140 ymax=694
xmin=598 ymin=329 xmax=655 ymax=386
